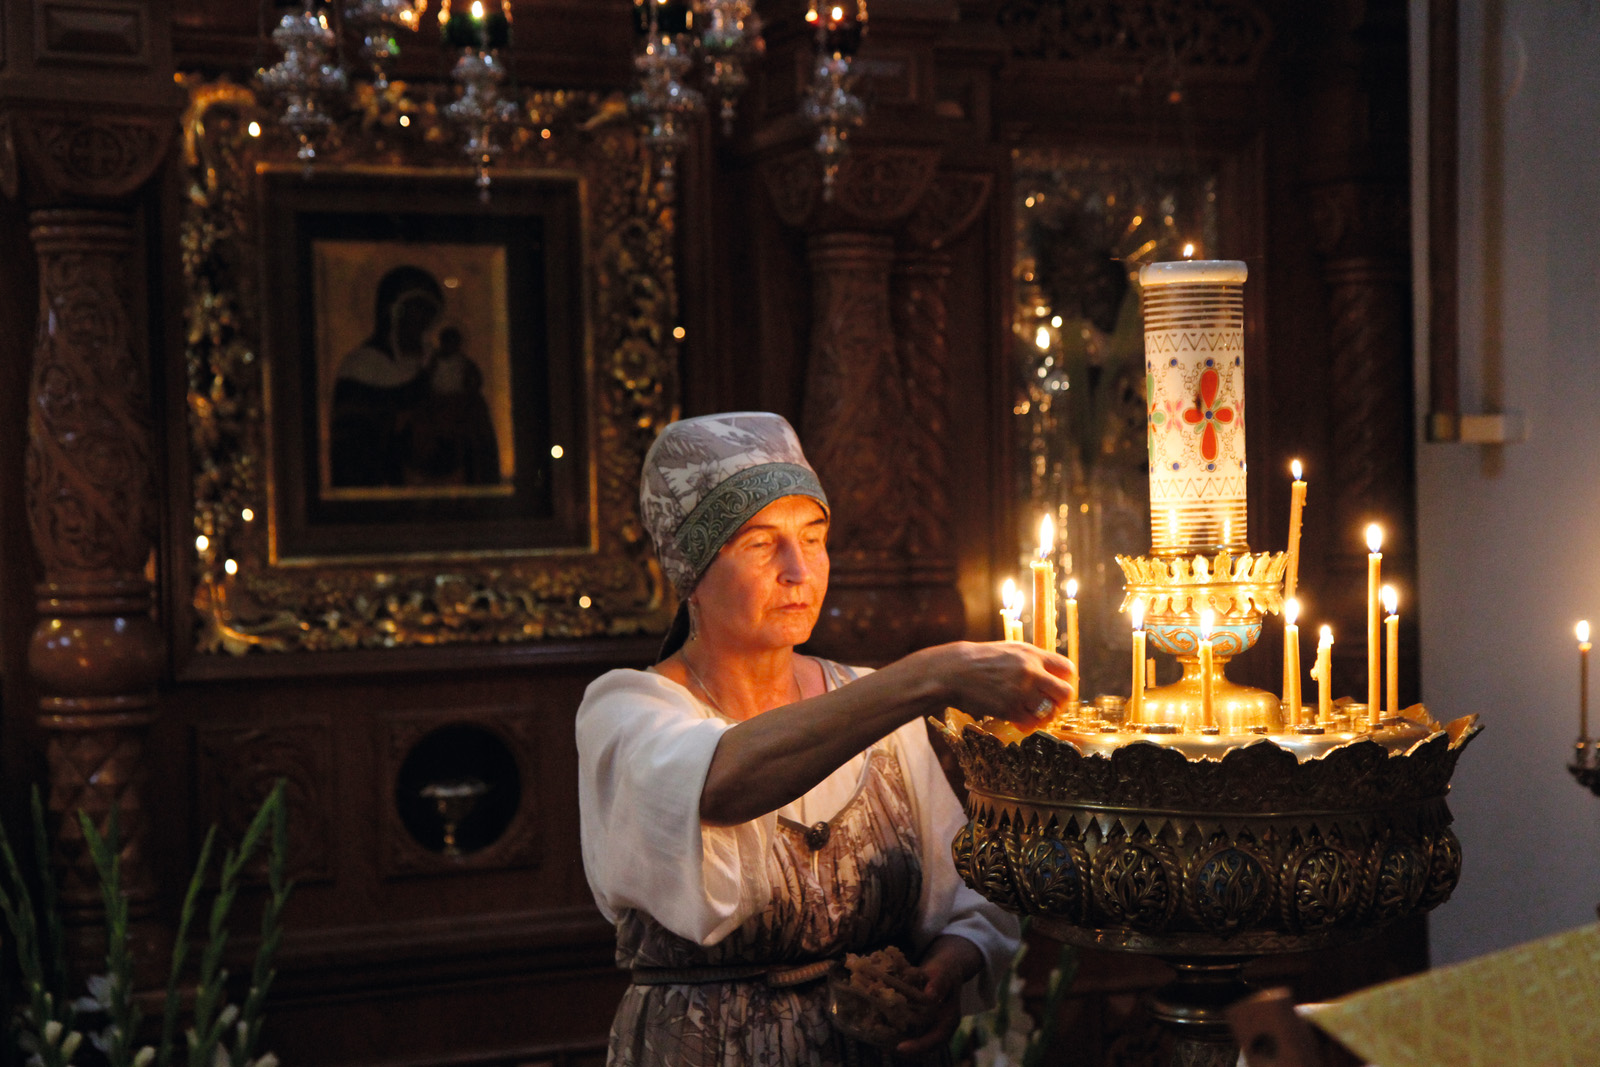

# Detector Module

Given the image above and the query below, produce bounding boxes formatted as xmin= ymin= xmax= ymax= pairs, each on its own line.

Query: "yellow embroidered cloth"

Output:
xmin=1300 ymin=922 xmax=1600 ymax=1067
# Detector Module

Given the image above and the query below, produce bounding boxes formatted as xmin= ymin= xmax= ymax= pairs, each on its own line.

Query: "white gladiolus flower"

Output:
xmin=43 ymin=1021 xmax=62 ymax=1046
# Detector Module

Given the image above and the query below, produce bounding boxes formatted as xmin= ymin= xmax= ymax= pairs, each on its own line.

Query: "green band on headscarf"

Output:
xmin=673 ymin=463 xmax=829 ymax=586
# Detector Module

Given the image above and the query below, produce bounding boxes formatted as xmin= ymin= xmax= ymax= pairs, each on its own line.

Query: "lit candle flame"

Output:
xmin=1065 ymin=577 xmax=1078 ymax=600
xmin=1580 ymin=620 xmax=1592 ymax=645
xmin=1285 ymin=597 xmax=1300 ymax=627
xmin=1002 ymin=578 xmax=1020 ymax=614
xmin=805 ymin=6 xmax=818 ymax=20
xmin=1291 ymin=458 xmax=1303 ymax=481
xmin=471 ymin=0 xmax=484 ymax=17
xmin=1182 ymin=242 xmax=1196 ymax=258
xmin=1200 ymin=608 xmax=1215 ymax=640
xmin=1366 ymin=523 xmax=1384 ymax=554
xmin=1038 ymin=514 xmax=1054 ymax=558
xmin=1131 ymin=600 xmax=1145 ymax=630
xmin=1382 ymin=585 xmax=1398 ymax=617
xmin=1319 ymin=624 xmax=1333 ymax=647
xmin=831 ymin=4 xmax=844 ymax=19
xmin=1035 ymin=325 xmax=1050 ymax=350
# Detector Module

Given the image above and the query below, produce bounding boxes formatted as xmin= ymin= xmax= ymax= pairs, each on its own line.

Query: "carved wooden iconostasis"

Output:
xmin=0 ymin=1 xmax=1422 ymax=1065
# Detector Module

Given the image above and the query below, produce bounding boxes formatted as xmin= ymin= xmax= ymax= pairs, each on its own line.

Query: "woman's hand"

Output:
xmin=893 ymin=935 xmax=984 ymax=1059
xmin=908 ymin=640 xmax=1077 ymax=726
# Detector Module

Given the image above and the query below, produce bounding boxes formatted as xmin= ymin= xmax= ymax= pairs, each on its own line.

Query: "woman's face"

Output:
xmin=692 ymin=495 xmax=830 ymax=654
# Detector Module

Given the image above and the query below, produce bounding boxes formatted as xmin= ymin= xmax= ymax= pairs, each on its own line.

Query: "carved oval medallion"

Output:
xmin=1015 ymin=833 xmax=1089 ymax=923
xmin=1285 ymin=844 xmax=1362 ymax=931
xmin=1187 ymin=845 xmax=1272 ymax=934
xmin=1371 ymin=839 xmax=1429 ymax=922
xmin=1418 ymin=828 xmax=1463 ymax=910
xmin=1092 ymin=838 xmax=1178 ymax=930
xmin=970 ymin=822 xmax=1019 ymax=909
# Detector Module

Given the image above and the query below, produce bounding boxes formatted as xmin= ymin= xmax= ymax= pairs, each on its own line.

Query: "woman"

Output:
xmin=577 ymin=412 xmax=1075 ymax=1066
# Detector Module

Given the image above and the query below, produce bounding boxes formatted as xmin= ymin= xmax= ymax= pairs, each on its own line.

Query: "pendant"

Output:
xmin=804 ymin=821 xmax=830 ymax=850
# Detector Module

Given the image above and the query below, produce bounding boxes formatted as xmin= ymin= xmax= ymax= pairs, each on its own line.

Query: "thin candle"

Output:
xmin=1382 ymin=585 xmax=1399 ymax=717
xmin=1199 ymin=608 xmax=1216 ymax=731
xmin=1365 ymin=524 xmax=1383 ymax=728
xmin=1000 ymin=579 xmax=1024 ymax=643
xmin=1031 ymin=515 xmax=1057 ymax=652
xmin=1316 ymin=624 xmax=1333 ymax=724
xmin=1580 ymin=620 xmax=1592 ymax=751
xmin=1130 ymin=600 xmax=1146 ymax=722
xmin=1285 ymin=460 xmax=1307 ymax=600
xmin=1284 ymin=597 xmax=1301 ymax=727
xmin=1065 ymin=577 xmax=1080 ymax=673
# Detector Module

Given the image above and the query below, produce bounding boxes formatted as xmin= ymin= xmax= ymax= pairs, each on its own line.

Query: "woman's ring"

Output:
xmin=1032 ymin=697 xmax=1055 ymax=718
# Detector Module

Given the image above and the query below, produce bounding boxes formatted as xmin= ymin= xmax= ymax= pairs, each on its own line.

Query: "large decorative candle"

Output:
xmin=1366 ymin=524 xmax=1383 ymax=727
xmin=1199 ymin=608 xmax=1216 ymax=730
xmin=1382 ymin=585 xmax=1399 ymax=716
xmin=1000 ymin=579 xmax=1024 ymax=642
xmin=1064 ymin=578 xmax=1080 ymax=671
xmin=1315 ymin=624 xmax=1333 ymax=723
xmin=1283 ymin=597 xmax=1301 ymax=726
xmin=1032 ymin=515 xmax=1056 ymax=652
xmin=1286 ymin=460 xmax=1307 ymax=599
xmin=1139 ymin=260 xmax=1248 ymax=555
xmin=1130 ymin=600 xmax=1146 ymax=720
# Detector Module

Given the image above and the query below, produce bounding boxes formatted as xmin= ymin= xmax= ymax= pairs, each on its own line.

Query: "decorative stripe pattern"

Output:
xmin=673 ymin=463 xmax=829 ymax=580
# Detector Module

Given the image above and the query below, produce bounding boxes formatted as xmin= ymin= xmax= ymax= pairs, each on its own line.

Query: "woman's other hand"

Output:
xmin=909 ymin=640 xmax=1077 ymax=726
xmin=893 ymin=934 xmax=984 ymax=1058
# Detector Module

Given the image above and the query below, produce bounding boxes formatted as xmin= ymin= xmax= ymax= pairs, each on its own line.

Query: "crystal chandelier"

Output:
xmin=257 ymin=0 xmax=521 ymax=193
xmin=629 ymin=0 xmax=703 ymax=201
xmin=627 ymin=0 xmax=763 ymax=200
xmin=257 ymin=1 xmax=347 ymax=169
xmin=802 ymin=0 xmax=867 ymax=200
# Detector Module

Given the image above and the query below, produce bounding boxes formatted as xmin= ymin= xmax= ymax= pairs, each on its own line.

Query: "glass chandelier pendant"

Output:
xmin=629 ymin=0 xmax=703 ymax=201
xmin=440 ymin=0 xmax=519 ymax=200
xmin=700 ymin=0 xmax=763 ymax=135
xmin=258 ymin=0 xmax=348 ymax=170
xmin=342 ymin=0 xmax=427 ymax=92
xmin=802 ymin=0 xmax=866 ymax=200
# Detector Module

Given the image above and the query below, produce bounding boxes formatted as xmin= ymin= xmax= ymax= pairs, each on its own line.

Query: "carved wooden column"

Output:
xmin=757 ymin=146 xmax=994 ymax=662
xmin=805 ymin=231 xmax=916 ymax=656
xmin=0 ymin=0 xmax=181 ymax=964
xmin=1300 ymin=0 xmax=1414 ymax=693
xmin=26 ymin=210 xmax=165 ymax=935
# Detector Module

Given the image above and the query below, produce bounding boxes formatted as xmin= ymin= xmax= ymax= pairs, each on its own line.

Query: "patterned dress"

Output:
xmin=578 ymin=659 xmax=1017 ymax=1067
xmin=607 ymin=741 xmax=944 ymax=1067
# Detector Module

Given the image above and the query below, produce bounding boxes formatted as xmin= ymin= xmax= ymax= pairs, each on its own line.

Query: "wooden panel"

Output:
xmin=35 ymin=1 xmax=147 ymax=65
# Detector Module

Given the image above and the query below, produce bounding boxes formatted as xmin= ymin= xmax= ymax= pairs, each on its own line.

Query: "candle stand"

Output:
xmin=947 ymin=261 xmax=1480 ymax=1066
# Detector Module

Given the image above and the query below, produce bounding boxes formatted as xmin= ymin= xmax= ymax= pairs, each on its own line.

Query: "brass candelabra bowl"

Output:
xmin=938 ymin=706 xmax=1480 ymax=1064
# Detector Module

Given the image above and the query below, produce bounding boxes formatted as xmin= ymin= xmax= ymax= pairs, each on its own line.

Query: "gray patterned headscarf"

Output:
xmin=640 ymin=412 xmax=830 ymax=598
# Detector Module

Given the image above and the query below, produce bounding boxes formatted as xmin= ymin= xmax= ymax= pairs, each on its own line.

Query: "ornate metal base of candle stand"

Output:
xmin=939 ymin=710 xmax=1480 ymax=1066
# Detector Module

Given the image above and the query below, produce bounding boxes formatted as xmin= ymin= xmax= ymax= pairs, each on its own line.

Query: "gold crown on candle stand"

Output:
xmin=1114 ymin=550 xmax=1288 ymax=619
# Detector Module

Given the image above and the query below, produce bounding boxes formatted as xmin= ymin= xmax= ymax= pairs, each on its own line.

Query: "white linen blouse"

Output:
xmin=575 ymin=663 xmax=1021 ymax=1004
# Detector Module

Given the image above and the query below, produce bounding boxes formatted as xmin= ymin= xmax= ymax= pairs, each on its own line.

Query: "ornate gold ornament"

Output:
xmin=180 ymin=77 xmax=676 ymax=655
